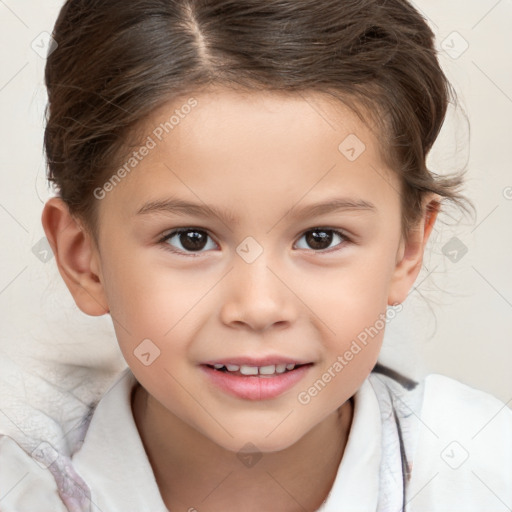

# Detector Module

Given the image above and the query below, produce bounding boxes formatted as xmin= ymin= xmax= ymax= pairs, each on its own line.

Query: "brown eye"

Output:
xmin=295 ymin=228 xmax=349 ymax=252
xmin=161 ymin=228 xmax=217 ymax=254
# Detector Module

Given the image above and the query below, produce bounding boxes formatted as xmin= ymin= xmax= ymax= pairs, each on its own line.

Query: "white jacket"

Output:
xmin=1 ymin=366 xmax=511 ymax=511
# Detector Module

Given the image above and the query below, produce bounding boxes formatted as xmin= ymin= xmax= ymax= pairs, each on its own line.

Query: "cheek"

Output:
xmin=101 ymin=251 xmax=215 ymax=363
xmin=100 ymin=243 xmax=183 ymax=324
xmin=307 ymin=250 xmax=395 ymax=384
xmin=314 ymin=253 xmax=395 ymax=331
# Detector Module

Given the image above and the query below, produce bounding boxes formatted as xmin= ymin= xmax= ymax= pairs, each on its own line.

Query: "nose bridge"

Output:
xmin=234 ymin=233 xmax=278 ymax=284
xmin=234 ymin=244 xmax=282 ymax=301
xmin=220 ymin=243 xmax=296 ymax=330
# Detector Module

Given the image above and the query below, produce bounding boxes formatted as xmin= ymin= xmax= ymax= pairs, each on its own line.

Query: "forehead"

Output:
xmin=144 ymin=87 xmax=380 ymax=159
xmin=99 ymin=87 xmax=399 ymax=221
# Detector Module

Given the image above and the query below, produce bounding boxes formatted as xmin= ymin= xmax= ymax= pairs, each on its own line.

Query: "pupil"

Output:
xmin=181 ymin=230 xmax=206 ymax=251
xmin=307 ymin=229 xmax=332 ymax=250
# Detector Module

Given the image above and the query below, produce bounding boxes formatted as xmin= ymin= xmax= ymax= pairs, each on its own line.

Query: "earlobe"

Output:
xmin=387 ymin=194 xmax=441 ymax=306
xmin=41 ymin=197 xmax=109 ymax=316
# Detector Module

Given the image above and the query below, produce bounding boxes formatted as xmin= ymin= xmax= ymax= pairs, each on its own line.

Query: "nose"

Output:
xmin=219 ymin=253 xmax=298 ymax=333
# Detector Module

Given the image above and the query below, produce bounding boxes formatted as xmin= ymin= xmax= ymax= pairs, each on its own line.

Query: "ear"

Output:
xmin=41 ymin=197 xmax=109 ymax=316
xmin=387 ymin=194 xmax=441 ymax=306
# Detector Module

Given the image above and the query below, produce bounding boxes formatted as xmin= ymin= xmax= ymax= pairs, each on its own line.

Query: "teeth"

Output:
xmin=259 ymin=365 xmax=276 ymax=375
xmin=212 ymin=363 xmax=298 ymax=375
xmin=240 ymin=365 xmax=259 ymax=376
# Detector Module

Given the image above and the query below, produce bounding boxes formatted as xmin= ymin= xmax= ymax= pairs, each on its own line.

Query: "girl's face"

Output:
xmin=71 ymin=88 xmax=434 ymax=453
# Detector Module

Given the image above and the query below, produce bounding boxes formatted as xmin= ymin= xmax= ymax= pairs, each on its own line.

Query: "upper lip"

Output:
xmin=202 ymin=356 xmax=314 ymax=367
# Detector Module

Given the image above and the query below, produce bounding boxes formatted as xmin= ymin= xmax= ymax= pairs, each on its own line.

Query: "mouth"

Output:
xmin=204 ymin=362 xmax=313 ymax=377
xmin=200 ymin=362 xmax=314 ymax=400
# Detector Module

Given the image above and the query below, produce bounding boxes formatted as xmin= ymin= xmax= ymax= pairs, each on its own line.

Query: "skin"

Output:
xmin=42 ymin=87 xmax=439 ymax=512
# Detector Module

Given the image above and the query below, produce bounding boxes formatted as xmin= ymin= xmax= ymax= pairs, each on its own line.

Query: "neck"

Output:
xmin=132 ymin=383 xmax=354 ymax=512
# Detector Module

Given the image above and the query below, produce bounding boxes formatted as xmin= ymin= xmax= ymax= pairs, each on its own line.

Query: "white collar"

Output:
xmin=72 ymin=368 xmax=381 ymax=511
xmin=318 ymin=377 xmax=382 ymax=511
xmin=72 ymin=368 xmax=168 ymax=511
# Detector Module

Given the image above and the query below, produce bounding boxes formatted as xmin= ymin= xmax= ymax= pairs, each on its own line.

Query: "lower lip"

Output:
xmin=200 ymin=364 xmax=313 ymax=401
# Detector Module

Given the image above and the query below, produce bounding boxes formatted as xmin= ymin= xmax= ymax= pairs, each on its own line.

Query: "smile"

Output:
xmin=200 ymin=363 xmax=314 ymax=400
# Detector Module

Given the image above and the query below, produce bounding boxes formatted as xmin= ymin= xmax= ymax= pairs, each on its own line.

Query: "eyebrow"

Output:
xmin=135 ymin=196 xmax=377 ymax=225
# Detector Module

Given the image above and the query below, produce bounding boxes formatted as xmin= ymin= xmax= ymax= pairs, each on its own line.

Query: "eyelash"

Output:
xmin=157 ymin=227 xmax=352 ymax=257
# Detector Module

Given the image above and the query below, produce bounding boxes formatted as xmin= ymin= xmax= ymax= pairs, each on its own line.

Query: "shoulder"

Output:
xmin=0 ymin=434 xmax=69 ymax=511
xmin=420 ymin=373 xmax=512 ymax=437
xmin=409 ymin=373 xmax=512 ymax=510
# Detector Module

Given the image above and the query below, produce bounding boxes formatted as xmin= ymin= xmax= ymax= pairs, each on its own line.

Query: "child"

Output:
xmin=1 ymin=0 xmax=511 ymax=510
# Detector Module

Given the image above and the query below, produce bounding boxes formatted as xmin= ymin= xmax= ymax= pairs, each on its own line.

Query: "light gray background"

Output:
xmin=1 ymin=1 xmax=511 ymax=405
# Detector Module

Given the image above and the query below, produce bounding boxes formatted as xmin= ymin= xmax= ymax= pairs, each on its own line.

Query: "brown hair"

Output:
xmin=44 ymin=0 xmax=474 ymax=241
